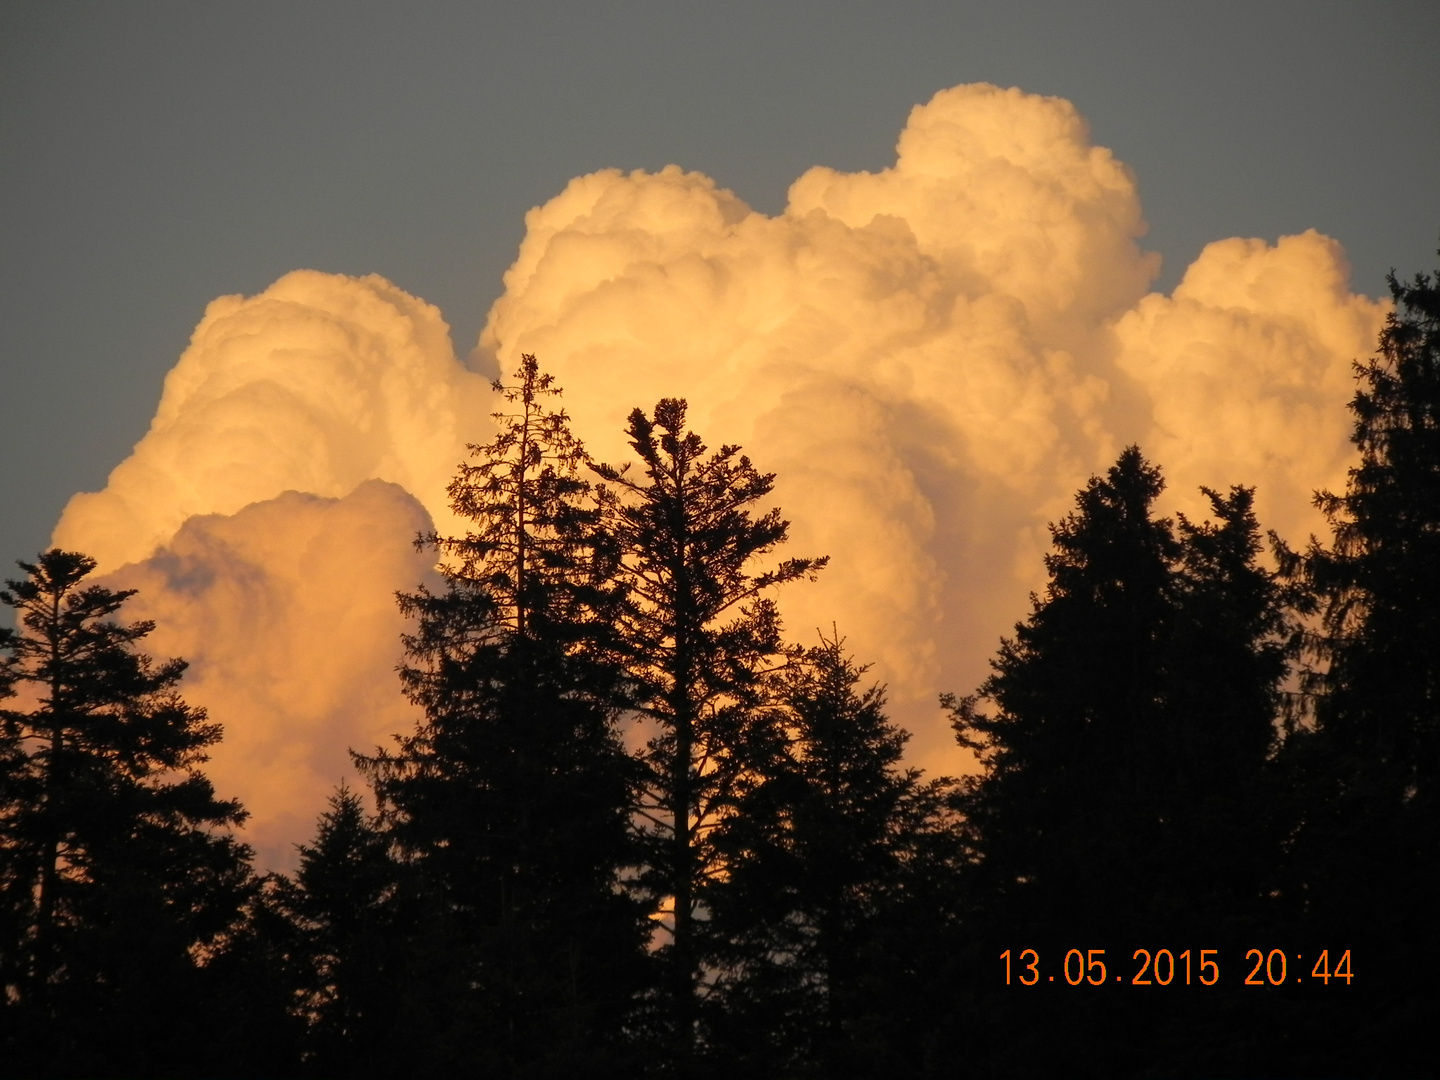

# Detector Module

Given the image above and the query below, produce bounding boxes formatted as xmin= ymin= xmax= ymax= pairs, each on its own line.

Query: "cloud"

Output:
xmin=1111 ymin=230 xmax=1384 ymax=541
xmin=54 ymin=269 xmax=493 ymax=572
xmin=480 ymin=83 xmax=1387 ymax=767
xmin=53 ymin=83 xmax=1388 ymax=862
xmin=104 ymin=481 xmax=437 ymax=870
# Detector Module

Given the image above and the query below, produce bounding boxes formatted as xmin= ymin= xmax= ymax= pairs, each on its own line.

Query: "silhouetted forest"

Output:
xmin=1 ymin=259 xmax=1437 ymax=1078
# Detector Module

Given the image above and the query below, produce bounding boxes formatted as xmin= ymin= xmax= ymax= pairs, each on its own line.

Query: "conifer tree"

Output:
xmin=591 ymin=399 xmax=825 ymax=1067
xmin=0 ymin=550 xmax=254 ymax=1076
xmin=705 ymin=633 xmax=962 ymax=1077
xmin=0 ymin=625 xmax=22 ymax=1037
xmin=953 ymin=452 xmax=1296 ymax=919
xmin=944 ymin=451 xmax=1297 ymax=1076
xmin=1291 ymin=258 xmax=1440 ymax=861
xmin=359 ymin=356 xmax=646 ymax=1076
xmin=1166 ymin=485 xmax=1294 ymax=908
xmin=950 ymin=448 xmax=1181 ymax=938
xmin=1276 ymin=256 xmax=1440 ymax=1073
xmin=278 ymin=785 xmax=404 ymax=1078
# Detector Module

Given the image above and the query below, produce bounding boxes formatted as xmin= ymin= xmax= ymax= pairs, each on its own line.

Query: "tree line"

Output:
xmin=0 ymin=261 xmax=1436 ymax=1078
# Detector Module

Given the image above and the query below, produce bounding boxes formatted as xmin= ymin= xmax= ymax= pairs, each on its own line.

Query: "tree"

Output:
xmin=1165 ymin=485 xmax=1295 ymax=910
xmin=1291 ymin=256 xmax=1440 ymax=853
xmin=0 ymin=621 xmax=22 ymax=1039
xmin=276 ymin=785 xmax=406 ymax=1079
xmin=358 ymin=356 xmax=646 ymax=1076
xmin=590 ymin=399 xmax=825 ymax=1067
xmin=704 ymin=633 xmax=963 ymax=1077
xmin=944 ymin=450 xmax=1296 ymax=1077
xmin=0 ymin=549 xmax=255 ymax=1076
xmin=949 ymin=448 xmax=1181 ymax=938
xmin=1275 ymin=256 xmax=1440 ymax=1074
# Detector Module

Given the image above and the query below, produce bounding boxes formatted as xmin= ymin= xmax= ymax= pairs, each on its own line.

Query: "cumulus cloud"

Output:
xmin=53 ymin=83 xmax=1388 ymax=863
xmin=54 ymin=269 xmax=493 ymax=572
xmin=480 ymin=83 xmax=1386 ymax=766
xmin=1111 ymin=230 xmax=1385 ymax=541
xmin=104 ymin=481 xmax=437 ymax=869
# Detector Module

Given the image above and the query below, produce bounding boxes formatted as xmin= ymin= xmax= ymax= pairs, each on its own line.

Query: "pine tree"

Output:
xmin=705 ymin=633 xmax=962 ymax=1077
xmin=591 ymin=399 xmax=825 ymax=1068
xmin=358 ymin=356 xmax=646 ymax=1076
xmin=278 ymin=785 xmax=405 ymax=1078
xmin=952 ymin=453 xmax=1293 ymax=928
xmin=0 ymin=625 xmax=22 ymax=1039
xmin=1276 ymin=257 xmax=1440 ymax=1073
xmin=950 ymin=448 xmax=1180 ymax=938
xmin=944 ymin=451 xmax=1296 ymax=1077
xmin=0 ymin=550 xmax=255 ymax=1077
xmin=1293 ymin=257 xmax=1440 ymax=861
xmin=1165 ymin=485 xmax=1294 ymax=911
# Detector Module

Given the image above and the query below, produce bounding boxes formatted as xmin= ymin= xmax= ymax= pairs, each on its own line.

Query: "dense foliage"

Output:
xmin=352 ymin=356 xmax=647 ymax=1077
xmin=1271 ymin=259 xmax=1440 ymax=1075
xmin=0 ymin=551 xmax=263 ymax=1077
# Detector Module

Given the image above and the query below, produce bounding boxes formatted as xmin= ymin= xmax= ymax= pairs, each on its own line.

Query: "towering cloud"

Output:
xmin=104 ymin=482 xmax=437 ymax=868
xmin=54 ymin=269 xmax=493 ymax=571
xmin=52 ymin=84 xmax=1388 ymax=864
xmin=478 ymin=84 xmax=1386 ymax=765
xmin=1112 ymin=230 xmax=1384 ymax=537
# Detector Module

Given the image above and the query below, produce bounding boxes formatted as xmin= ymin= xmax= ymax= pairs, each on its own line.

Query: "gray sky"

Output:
xmin=2 ymin=0 xmax=1437 ymax=570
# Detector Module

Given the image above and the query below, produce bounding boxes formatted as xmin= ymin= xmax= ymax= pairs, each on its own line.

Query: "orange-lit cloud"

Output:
xmin=1112 ymin=230 xmax=1383 ymax=538
xmin=53 ymin=84 xmax=1388 ymax=866
xmin=54 ymin=269 xmax=493 ymax=571
xmin=479 ymin=84 xmax=1386 ymax=766
xmin=105 ymin=482 xmax=436 ymax=869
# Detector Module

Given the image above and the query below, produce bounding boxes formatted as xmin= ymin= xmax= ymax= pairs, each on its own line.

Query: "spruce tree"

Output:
xmin=950 ymin=448 xmax=1180 ymax=939
xmin=944 ymin=451 xmax=1296 ymax=1077
xmin=591 ymin=399 xmax=825 ymax=1069
xmin=705 ymin=633 xmax=962 ymax=1077
xmin=1166 ymin=485 xmax=1293 ymax=912
xmin=1278 ymin=257 xmax=1440 ymax=1073
xmin=0 ymin=625 xmax=22 ymax=1045
xmin=278 ymin=785 xmax=405 ymax=1078
xmin=0 ymin=550 xmax=255 ymax=1077
xmin=1292 ymin=257 xmax=1440 ymax=874
xmin=359 ymin=356 xmax=646 ymax=1076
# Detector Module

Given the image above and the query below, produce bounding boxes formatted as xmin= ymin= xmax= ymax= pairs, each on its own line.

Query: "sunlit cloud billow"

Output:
xmin=104 ymin=482 xmax=437 ymax=867
xmin=52 ymin=84 xmax=1387 ymax=867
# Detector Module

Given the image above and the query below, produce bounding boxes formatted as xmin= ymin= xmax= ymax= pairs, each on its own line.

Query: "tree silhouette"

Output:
xmin=276 ymin=785 xmax=406 ymax=1078
xmin=705 ymin=632 xmax=962 ymax=1077
xmin=0 ymin=550 xmax=254 ymax=1077
xmin=591 ymin=399 xmax=825 ymax=1069
xmin=358 ymin=357 xmax=647 ymax=1077
xmin=1276 ymin=255 xmax=1440 ymax=1074
xmin=1165 ymin=485 xmax=1294 ymax=914
xmin=945 ymin=451 xmax=1297 ymax=1077
xmin=1291 ymin=256 xmax=1440 ymax=868
xmin=950 ymin=448 xmax=1180 ymax=939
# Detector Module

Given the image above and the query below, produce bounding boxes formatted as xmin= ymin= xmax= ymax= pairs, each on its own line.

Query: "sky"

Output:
xmin=2 ymin=1 xmax=1437 ymax=866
